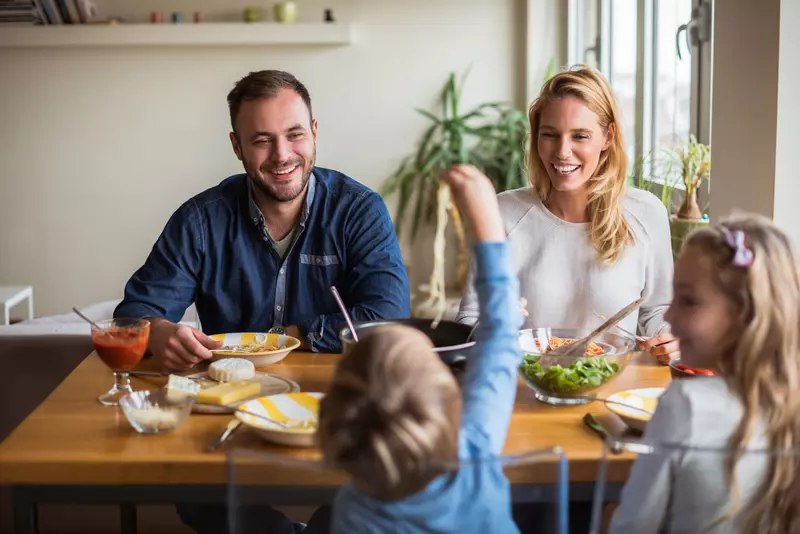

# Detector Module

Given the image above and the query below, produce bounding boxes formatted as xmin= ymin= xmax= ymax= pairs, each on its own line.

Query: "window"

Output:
xmin=566 ymin=0 xmax=712 ymax=190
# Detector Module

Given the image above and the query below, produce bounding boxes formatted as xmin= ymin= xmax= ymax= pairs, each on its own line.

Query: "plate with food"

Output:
xmin=165 ymin=358 xmax=300 ymax=414
xmin=235 ymin=392 xmax=323 ymax=447
xmin=605 ymin=387 xmax=664 ymax=432
xmin=209 ymin=332 xmax=301 ymax=366
xmin=518 ymin=328 xmax=637 ymax=405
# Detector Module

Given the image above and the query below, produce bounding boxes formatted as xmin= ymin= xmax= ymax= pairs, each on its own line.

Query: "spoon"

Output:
xmin=194 ymin=402 xmax=317 ymax=430
xmin=330 ymin=286 xmax=358 ymax=343
xmin=72 ymin=306 xmax=107 ymax=334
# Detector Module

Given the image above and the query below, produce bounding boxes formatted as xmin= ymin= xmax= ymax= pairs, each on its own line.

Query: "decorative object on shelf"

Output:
xmin=149 ymin=11 xmax=162 ymax=23
xmin=243 ymin=6 xmax=262 ymax=22
xmin=630 ymin=135 xmax=711 ymax=256
xmin=170 ymin=12 xmax=182 ymax=24
xmin=324 ymin=8 xmax=335 ymax=23
xmin=193 ymin=10 xmax=203 ymax=23
xmin=274 ymin=1 xmax=297 ymax=23
xmin=381 ymin=71 xmax=531 ymax=293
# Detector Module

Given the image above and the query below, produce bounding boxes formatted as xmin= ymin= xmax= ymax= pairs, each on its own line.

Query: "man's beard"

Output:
xmin=247 ymin=151 xmax=315 ymax=203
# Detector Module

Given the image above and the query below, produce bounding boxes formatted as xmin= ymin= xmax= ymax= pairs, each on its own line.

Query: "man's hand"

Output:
xmin=441 ymin=165 xmax=505 ymax=243
xmin=640 ymin=332 xmax=680 ymax=365
xmin=147 ymin=318 xmax=223 ymax=371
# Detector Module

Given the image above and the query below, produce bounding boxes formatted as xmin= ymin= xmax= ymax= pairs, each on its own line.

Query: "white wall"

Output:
xmin=709 ymin=0 xmax=779 ymax=221
xmin=710 ymin=0 xmax=800 ymax=247
xmin=0 ymin=0 xmax=525 ymax=316
xmin=773 ymin=0 xmax=800 ymax=245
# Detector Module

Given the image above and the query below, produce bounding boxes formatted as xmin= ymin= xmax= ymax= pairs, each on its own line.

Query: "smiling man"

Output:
xmin=114 ymin=70 xmax=410 ymax=372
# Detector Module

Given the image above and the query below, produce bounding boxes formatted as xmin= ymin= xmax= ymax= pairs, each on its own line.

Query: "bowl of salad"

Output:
xmin=518 ymin=328 xmax=637 ymax=405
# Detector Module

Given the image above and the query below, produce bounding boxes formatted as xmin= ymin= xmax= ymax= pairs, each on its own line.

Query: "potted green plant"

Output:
xmin=630 ymin=135 xmax=711 ymax=256
xmin=381 ymin=72 xmax=530 ymax=291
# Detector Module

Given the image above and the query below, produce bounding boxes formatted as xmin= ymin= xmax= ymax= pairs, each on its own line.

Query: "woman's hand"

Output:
xmin=640 ymin=332 xmax=680 ymax=365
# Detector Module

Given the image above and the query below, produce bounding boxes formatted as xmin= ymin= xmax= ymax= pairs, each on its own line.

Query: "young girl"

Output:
xmin=318 ymin=165 xmax=523 ymax=533
xmin=612 ymin=213 xmax=800 ymax=533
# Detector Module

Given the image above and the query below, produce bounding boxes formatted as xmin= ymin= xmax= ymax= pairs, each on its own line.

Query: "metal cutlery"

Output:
xmin=543 ymin=297 xmax=643 ymax=364
xmin=205 ymin=420 xmax=242 ymax=453
xmin=583 ymin=414 xmax=653 ymax=455
xmin=193 ymin=402 xmax=317 ymax=430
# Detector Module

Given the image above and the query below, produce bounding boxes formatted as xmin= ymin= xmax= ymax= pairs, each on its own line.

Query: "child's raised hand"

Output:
xmin=441 ymin=164 xmax=505 ymax=243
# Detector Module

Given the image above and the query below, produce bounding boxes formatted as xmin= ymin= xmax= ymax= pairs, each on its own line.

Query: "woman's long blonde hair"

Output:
xmin=684 ymin=214 xmax=800 ymax=532
xmin=527 ymin=66 xmax=632 ymax=264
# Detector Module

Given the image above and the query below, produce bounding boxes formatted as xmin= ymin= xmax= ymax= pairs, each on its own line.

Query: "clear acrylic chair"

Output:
xmin=227 ymin=445 xmax=569 ymax=533
xmin=589 ymin=436 xmax=800 ymax=534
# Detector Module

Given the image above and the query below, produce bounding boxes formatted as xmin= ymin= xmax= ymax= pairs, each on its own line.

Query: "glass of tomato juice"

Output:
xmin=91 ymin=318 xmax=150 ymax=406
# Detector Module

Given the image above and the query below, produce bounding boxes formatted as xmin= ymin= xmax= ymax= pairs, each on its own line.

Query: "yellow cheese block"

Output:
xmin=196 ymin=380 xmax=261 ymax=405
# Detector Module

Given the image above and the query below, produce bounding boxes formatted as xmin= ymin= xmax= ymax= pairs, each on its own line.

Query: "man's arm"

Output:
xmin=296 ymin=192 xmax=410 ymax=352
xmin=114 ymin=200 xmax=220 ymax=370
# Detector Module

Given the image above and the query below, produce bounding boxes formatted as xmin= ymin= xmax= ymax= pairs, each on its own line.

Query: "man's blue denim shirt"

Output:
xmin=115 ymin=167 xmax=410 ymax=352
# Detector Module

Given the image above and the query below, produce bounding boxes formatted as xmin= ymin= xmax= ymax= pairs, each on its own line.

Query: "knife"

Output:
xmin=205 ymin=420 xmax=243 ymax=453
xmin=583 ymin=413 xmax=652 ymax=455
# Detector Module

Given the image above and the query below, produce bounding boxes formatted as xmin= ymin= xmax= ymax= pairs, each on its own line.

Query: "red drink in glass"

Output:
xmin=91 ymin=318 xmax=150 ymax=406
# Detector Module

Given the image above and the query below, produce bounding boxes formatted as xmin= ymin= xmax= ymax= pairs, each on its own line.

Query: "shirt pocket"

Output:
xmin=300 ymin=254 xmax=340 ymax=266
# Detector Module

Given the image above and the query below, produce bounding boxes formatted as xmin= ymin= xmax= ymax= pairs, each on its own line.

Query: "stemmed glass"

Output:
xmin=90 ymin=318 xmax=150 ymax=406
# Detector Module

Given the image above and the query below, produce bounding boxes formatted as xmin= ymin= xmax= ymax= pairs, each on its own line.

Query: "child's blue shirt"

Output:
xmin=331 ymin=241 xmax=522 ymax=533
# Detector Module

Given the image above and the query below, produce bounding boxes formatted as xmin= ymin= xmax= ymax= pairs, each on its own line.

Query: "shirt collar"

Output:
xmin=247 ymin=172 xmax=317 ymax=234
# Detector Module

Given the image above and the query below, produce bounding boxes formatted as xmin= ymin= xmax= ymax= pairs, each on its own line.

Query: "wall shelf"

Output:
xmin=0 ymin=22 xmax=353 ymax=47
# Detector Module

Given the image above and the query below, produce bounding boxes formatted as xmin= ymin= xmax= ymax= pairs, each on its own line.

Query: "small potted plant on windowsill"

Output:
xmin=670 ymin=135 xmax=711 ymax=255
xmin=631 ymin=135 xmax=711 ymax=257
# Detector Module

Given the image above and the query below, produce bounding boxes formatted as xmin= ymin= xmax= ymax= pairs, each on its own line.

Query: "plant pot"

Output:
xmin=669 ymin=216 xmax=709 ymax=257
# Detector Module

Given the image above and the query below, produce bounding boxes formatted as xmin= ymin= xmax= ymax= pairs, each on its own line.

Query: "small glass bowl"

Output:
xmin=119 ymin=389 xmax=194 ymax=434
xmin=518 ymin=328 xmax=638 ymax=406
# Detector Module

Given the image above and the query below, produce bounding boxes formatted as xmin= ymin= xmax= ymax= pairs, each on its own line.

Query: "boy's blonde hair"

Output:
xmin=684 ymin=213 xmax=800 ymax=531
xmin=319 ymin=325 xmax=462 ymax=501
xmin=527 ymin=65 xmax=632 ymax=264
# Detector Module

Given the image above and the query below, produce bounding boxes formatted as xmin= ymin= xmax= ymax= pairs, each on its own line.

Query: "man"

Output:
xmin=115 ymin=70 xmax=410 ymax=371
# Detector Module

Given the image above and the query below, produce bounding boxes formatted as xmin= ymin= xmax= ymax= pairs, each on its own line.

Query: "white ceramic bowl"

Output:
xmin=209 ymin=332 xmax=301 ymax=367
xmin=605 ymin=387 xmax=665 ymax=432
xmin=235 ymin=392 xmax=323 ymax=447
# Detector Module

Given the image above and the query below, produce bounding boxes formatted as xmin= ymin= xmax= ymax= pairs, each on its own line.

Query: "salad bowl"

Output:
xmin=518 ymin=328 xmax=638 ymax=405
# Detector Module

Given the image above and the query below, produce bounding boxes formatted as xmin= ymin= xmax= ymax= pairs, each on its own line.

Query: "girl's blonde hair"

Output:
xmin=684 ymin=214 xmax=800 ymax=531
xmin=318 ymin=325 xmax=461 ymax=501
xmin=527 ymin=65 xmax=632 ymax=264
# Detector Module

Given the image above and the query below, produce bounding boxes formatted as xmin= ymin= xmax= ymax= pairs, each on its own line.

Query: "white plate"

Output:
xmin=186 ymin=371 xmax=299 ymax=414
xmin=605 ymin=387 xmax=665 ymax=432
xmin=236 ymin=392 xmax=323 ymax=448
xmin=209 ymin=332 xmax=301 ymax=366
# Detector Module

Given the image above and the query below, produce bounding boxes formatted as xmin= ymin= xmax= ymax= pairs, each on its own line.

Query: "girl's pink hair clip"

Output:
xmin=720 ymin=226 xmax=754 ymax=267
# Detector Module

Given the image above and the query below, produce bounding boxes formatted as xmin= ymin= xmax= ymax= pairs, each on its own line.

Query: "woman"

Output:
xmin=456 ymin=66 xmax=678 ymax=363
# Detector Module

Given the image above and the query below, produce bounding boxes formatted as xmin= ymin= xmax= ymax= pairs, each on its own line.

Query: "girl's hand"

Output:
xmin=639 ymin=332 xmax=680 ymax=365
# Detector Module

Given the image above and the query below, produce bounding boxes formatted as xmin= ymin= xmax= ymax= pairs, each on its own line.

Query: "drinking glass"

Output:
xmin=91 ymin=318 xmax=150 ymax=406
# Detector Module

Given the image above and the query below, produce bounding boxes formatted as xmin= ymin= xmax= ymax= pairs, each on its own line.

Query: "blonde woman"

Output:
xmin=457 ymin=66 xmax=677 ymax=362
xmin=612 ymin=214 xmax=800 ymax=532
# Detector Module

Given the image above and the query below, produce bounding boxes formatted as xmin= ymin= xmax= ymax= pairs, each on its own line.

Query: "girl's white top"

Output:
xmin=456 ymin=186 xmax=672 ymax=337
xmin=611 ymin=377 xmax=769 ymax=533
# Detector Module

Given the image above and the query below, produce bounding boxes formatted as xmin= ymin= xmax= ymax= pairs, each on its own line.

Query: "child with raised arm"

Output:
xmin=318 ymin=164 xmax=523 ymax=533
xmin=612 ymin=213 xmax=800 ymax=533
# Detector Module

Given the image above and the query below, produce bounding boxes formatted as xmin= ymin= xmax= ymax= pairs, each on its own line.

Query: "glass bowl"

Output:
xmin=517 ymin=328 xmax=637 ymax=405
xmin=119 ymin=388 xmax=194 ymax=434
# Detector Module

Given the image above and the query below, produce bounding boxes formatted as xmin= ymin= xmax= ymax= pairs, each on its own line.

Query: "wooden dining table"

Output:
xmin=0 ymin=348 xmax=670 ymax=533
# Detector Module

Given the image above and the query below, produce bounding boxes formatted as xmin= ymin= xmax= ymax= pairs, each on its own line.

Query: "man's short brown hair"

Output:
xmin=226 ymin=70 xmax=313 ymax=131
xmin=319 ymin=325 xmax=462 ymax=502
